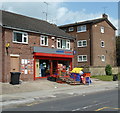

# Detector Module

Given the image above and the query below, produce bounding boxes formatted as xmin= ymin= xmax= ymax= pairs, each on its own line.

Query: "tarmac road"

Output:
xmin=3 ymin=89 xmax=119 ymax=112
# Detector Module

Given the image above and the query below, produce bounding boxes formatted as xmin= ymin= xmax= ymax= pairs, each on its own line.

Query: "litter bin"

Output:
xmin=113 ymin=74 xmax=118 ymax=81
xmin=10 ymin=72 xmax=21 ymax=85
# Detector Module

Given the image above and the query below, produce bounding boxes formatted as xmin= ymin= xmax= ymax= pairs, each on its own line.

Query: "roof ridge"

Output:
xmin=58 ymin=17 xmax=105 ymax=27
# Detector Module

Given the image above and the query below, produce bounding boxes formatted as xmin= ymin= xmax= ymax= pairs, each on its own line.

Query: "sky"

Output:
xmin=0 ymin=1 xmax=119 ymax=35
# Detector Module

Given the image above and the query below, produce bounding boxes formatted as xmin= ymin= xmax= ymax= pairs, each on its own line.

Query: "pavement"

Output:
xmin=0 ymin=78 xmax=119 ymax=111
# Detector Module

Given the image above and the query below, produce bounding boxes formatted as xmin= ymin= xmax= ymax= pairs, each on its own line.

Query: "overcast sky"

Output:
xmin=0 ymin=1 xmax=119 ymax=35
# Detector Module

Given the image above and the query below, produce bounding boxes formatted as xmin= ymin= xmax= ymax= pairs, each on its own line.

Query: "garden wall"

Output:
xmin=88 ymin=67 xmax=120 ymax=76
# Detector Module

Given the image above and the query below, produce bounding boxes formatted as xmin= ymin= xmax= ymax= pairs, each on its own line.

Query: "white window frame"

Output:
xmin=66 ymin=40 xmax=70 ymax=49
xmin=57 ymin=38 xmax=61 ymax=49
xmin=101 ymin=55 xmax=105 ymax=62
xmin=40 ymin=35 xmax=48 ymax=46
xmin=101 ymin=41 xmax=105 ymax=47
xmin=13 ymin=31 xmax=28 ymax=44
xmin=68 ymin=27 xmax=74 ymax=32
xmin=78 ymin=55 xmax=87 ymax=62
xmin=77 ymin=25 xmax=86 ymax=32
xmin=101 ymin=26 xmax=104 ymax=33
xmin=77 ymin=40 xmax=87 ymax=47
xmin=57 ymin=38 xmax=70 ymax=50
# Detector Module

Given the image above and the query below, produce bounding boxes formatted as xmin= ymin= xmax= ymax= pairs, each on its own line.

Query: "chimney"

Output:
xmin=102 ymin=13 xmax=108 ymax=19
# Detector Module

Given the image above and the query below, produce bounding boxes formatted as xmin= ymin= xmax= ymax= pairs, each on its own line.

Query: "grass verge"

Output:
xmin=91 ymin=74 xmax=120 ymax=81
xmin=91 ymin=75 xmax=113 ymax=81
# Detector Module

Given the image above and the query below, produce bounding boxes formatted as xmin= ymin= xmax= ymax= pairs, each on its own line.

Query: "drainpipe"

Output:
xmin=2 ymin=28 xmax=5 ymax=82
xmin=89 ymin=23 xmax=93 ymax=67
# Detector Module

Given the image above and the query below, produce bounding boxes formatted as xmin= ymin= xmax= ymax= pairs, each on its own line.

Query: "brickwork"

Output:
xmin=92 ymin=21 xmax=116 ymax=66
xmin=1 ymin=28 xmax=74 ymax=82
xmin=0 ymin=27 xmax=2 ymax=82
xmin=60 ymin=20 xmax=116 ymax=67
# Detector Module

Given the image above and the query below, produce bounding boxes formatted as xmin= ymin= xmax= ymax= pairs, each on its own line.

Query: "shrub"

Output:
xmin=105 ymin=65 xmax=112 ymax=75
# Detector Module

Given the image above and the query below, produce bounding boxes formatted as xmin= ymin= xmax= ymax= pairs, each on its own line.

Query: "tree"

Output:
xmin=105 ymin=65 xmax=112 ymax=75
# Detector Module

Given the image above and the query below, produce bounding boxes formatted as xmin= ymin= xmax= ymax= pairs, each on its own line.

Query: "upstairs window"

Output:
xmin=77 ymin=25 xmax=86 ymax=32
xmin=66 ymin=40 xmax=70 ymax=49
xmin=77 ymin=40 xmax=87 ymax=47
xmin=40 ymin=35 xmax=48 ymax=46
xmin=13 ymin=31 xmax=28 ymax=44
xmin=101 ymin=41 xmax=105 ymax=47
xmin=101 ymin=26 xmax=104 ymax=33
xmin=57 ymin=38 xmax=70 ymax=50
xmin=68 ymin=27 xmax=74 ymax=32
xmin=78 ymin=55 xmax=87 ymax=62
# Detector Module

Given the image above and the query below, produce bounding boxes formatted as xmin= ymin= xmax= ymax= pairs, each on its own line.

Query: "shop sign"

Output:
xmin=34 ymin=47 xmax=73 ymax=55
xmin=56 ymin=50 xmax=73 ymax=54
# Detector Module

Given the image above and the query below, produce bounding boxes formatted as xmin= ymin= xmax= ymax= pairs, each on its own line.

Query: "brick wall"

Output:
xmin=1 ymin=28 xmax=74 ymax=82
xmin=64 ymin=24 xmax=91 ymax=67
xmin=92 ymin=21 xmax=116 ymax=67
xmin=0 ymin=27 xmax=2 ymax=82
xmin=60 ymin=20 xmax=116 ymax=68
xmin=89 ymin=67 xmax=119 ymax=76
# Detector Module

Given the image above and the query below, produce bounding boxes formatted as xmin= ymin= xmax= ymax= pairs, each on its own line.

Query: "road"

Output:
xmin=3 ymin=89 xmax=119 ymax=112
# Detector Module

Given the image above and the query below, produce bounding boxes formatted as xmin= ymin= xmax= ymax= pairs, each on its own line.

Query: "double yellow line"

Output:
xmin=95 ymin=107 xmax=120 ymax=111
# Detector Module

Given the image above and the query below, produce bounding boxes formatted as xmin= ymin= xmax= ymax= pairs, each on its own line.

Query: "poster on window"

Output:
xmin=21 ymin=59 xmax=34 ymax=74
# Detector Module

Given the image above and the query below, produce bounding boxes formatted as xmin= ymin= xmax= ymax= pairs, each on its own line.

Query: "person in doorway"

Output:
xmin=40 ymin=64 xmax=45 ymax=77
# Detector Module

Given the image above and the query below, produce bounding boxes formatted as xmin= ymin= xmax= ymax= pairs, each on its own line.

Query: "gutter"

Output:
xmin=2 ymin=25 xmax=74 ymax=40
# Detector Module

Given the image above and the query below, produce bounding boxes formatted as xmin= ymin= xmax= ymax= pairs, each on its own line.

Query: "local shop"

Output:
xmin=33 ymin=47 xmax=74 ymax=80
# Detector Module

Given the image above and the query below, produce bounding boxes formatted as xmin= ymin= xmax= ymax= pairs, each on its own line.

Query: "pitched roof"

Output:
xmin=59 ymin=17 xmax=117 ymax=30
xmin=1 ymin=10 xmax=75 ymax=39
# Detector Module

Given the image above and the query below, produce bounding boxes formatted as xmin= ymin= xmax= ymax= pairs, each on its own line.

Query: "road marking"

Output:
xmin=27 ymin=102 xmax=39 ymax=106
xmin=112 ymin=108 xmax=120 ymax=110
xmin=95 ymin=107 xmax=109 ymax=111
xmin=72 ymin=101 xmax=109 ymax=111
xmin=95 ymin=107 xmax=120 ymax=111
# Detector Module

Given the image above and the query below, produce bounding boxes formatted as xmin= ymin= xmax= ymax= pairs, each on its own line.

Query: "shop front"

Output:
xmin=33 ymin=47 xmax=74 ymax=80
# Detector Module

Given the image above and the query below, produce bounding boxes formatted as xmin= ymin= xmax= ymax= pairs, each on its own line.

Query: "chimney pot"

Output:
xmin=102 ymin=13 xmax=108 ymax=18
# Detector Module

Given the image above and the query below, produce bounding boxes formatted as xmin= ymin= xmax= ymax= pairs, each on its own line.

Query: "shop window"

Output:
xmin=13 ymin=31 xmax=28 ymax=44
xmin=78 ymin=55 xmax=87 ymax=62
xmin=101 ymin=41 xmax=105 ymax=47
xmin=77 ymin=40 xmax=87 ymax=47
xmin=40 ymin=35 xmax=48 ymax=46
xmin=57 ymin=38 xmax=70 ymax=50
xmin=77 ymin=25 xmax=86 ymax=32
xmin=101 ymin=55 xmax=105 ymax=62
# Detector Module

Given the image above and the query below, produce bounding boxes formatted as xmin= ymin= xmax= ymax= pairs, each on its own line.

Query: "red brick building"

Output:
xmin=59 ymin=14 xmax=117 ymax=67
xmin=0 ymin=10 xmax=75 ymax=82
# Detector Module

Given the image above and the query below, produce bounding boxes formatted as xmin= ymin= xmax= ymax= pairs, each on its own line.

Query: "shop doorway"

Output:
xmin=35 ymin=59 xmax=50 ymax=77
xmin=35 ymin=59 xmax=71 ymax=79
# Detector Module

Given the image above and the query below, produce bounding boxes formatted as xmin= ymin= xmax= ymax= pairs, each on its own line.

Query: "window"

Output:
xmin=68 ymin=27 xmax=74 ymax=32
xmin=66 ymin=40 xmax=70 ymax=49
xmin=101 ymin=41 xmax=105 ymax=47
xmin=77 ymin=25 xmax=86 ymax=32
xmin=78 ymin=55 xmax=87 ymax=62
xmin=13 ymin=31 xmax=28 ymax=44
xmin=40 ymin=35 xmax=48 ymax=46
xmin=57 ymin=38 xmax=70 ymax=50
xmin=77 ymin=40 xmax=87 ymax=47
xmin=101 ymin=26 xmax=104 ymax=33
xmin=101 ymin=55 xmax=105 ymax=62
